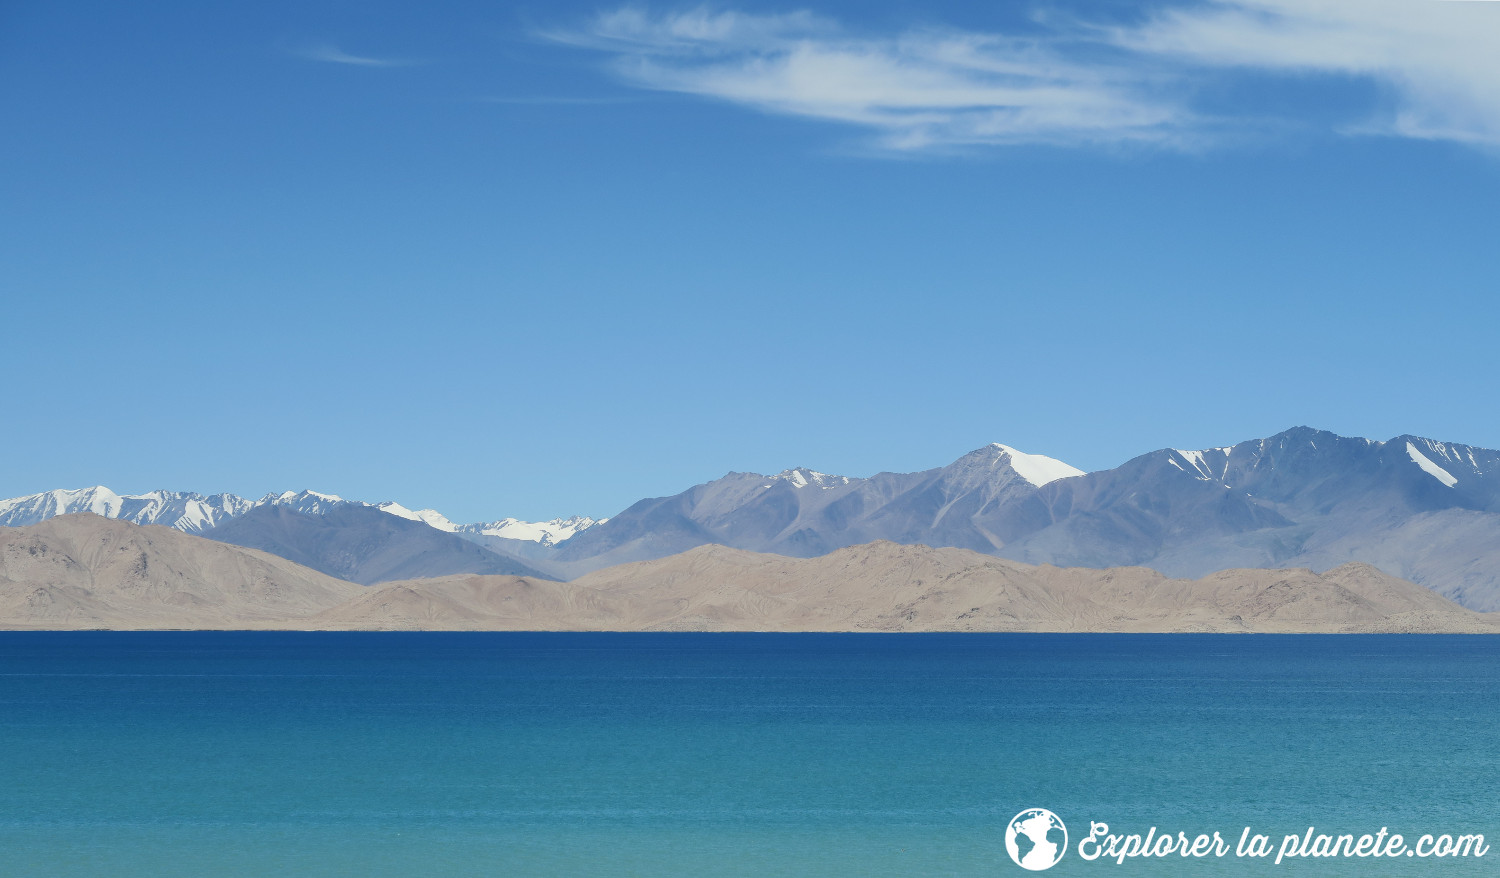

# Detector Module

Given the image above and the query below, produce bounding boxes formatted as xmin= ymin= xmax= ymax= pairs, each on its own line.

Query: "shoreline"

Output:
xmin=3 ymin=626 xmax=1498 ymax=634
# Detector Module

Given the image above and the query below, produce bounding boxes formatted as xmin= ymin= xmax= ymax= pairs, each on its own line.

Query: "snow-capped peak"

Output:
xmin=263 ymin=490 xmax=350 ymax=516
xmin=0 ymin=486 xmax=125 ymax=525
xmin=0 ymin=483 xmax=602 ymax=545
xmin=377 ymin=502 xmax=595 ymax=541
xmin=991 ymin=444 xmax=1085 ymax=487
xmin=458 ymin=515 xmax=605 ymax=546
xmin=414 ymin=509 xmax=459 ymax=531
xmin=376 ymin=501 xmax=460 ymax=532
xmin=270 ymin=489 xmax=344 ymax=504
xmin=768 ymin=468 xmax=852 ymax=489
xmin=1168 ymin=446 xmax=1233 ymax=481
xmin=375 ymin=501 xmax=420 ymax=521
xmin=0 ymin=486 xmax=256 ymax=533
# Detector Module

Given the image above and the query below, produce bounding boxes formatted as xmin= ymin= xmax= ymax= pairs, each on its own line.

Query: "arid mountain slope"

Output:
xmin=0 ymin=514 xmax=363 ymax=629
xmin=2 ymin=517 xmax=1492 ymax=632
xmin=202 ymin=504 xmax=551 ymax=584
xmin=333 ymin=541 xmax=1497 ymax=633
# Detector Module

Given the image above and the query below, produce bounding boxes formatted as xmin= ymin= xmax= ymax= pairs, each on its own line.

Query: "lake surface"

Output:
xmin=0 ymin=632 xmax=1495 ymax=876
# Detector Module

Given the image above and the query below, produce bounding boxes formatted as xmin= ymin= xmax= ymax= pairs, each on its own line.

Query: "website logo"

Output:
xmin=1007 ymin=808 xmax=1068 ymax=871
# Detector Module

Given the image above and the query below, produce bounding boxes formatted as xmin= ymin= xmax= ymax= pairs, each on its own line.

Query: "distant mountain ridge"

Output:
xmin=989 ymin=428 xmax=1500 ymax=608
xmin=3 ymin=516 xmax=1491 ymax=634
xmin=5 ymin=426 xmax=1500 ymax=608
xmin=0 ymin=486 xmax=257 ymax=533
xmin=0 ymin=486 xmax=597 ymax=585
xmin=0 ymin=486 xmax=603 ymax=543
xmin=202 ymin=505 xmax=553 ymax=584
xmin=550 ymin=443 xmax=1086 ymax=572
xmin=546 ymin=428 xmax=1500 ymax=609
xmin=375 ymin=503 xmax=603 ymax=547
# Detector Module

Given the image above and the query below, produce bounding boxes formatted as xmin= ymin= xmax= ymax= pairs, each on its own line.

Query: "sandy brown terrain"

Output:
xmin=3 ymin=516 xmax=1496 ymax=633
xmin=0 ymin=514 xmax=362 ymax=628
xmin=334 ymin=541 xmax=1498 ymax=633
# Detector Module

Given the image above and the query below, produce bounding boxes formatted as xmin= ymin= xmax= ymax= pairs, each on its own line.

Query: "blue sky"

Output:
xmin=3 ymin=0 xmax=1499 ymax=522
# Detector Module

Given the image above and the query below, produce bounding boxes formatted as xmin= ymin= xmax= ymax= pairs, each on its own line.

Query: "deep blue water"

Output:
xmin=0 ymin=633 xmax=1496 ymax=876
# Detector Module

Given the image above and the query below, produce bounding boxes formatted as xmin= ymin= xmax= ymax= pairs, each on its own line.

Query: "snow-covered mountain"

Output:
xmin=0 ymin=487 xmax=128 ymax=525
xmin=203 ymin=503 xmax=553 ymax=584
xmin=456 ymin=515 xmax=606 ymax=547
xmin=368 ymin=502 xmax=601 ymax=544
xmin=372 ymin=503 xmax=605 ymax=547
xmin=0 ymin=485 xmax=600 ymax=545
xmin=0 ymin=486 xmax=359 ymax=533
xmin=550 ymin=442 xmax=1088 ymax=571
xmin=8 ymin=427 xmax=1500 ymax=608
xmin=0 ymin=487 xmax=256 ymax=533
xmin=543 ymin=429 xmax=1500 ymax=610
xmin=264 ymin=490 xmax=352 ymax=517
xmin=986 ymin=443 xmax=1085 ymax=486
xmin=374 ymin=502 xmax=462 ymax=532
xmin=762 ymin=468 xmax=853 ymax=490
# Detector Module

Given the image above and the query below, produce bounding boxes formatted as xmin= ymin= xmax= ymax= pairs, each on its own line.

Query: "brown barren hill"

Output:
xmin=552 ymin=541 xmax=1497 ymax=633
xmin=332 ymin=541 xmax=1499 ymax=633
xmin=0 ymin=513 xmax=363 ymax=629
xmin=1 ymin=521 xmax=1495 ymax=632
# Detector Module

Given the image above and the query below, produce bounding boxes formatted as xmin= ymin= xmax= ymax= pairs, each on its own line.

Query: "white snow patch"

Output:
xmin=67 ymin=487 xmax=123 ymax=517
xmin=1407 ymin=441 xmax=1458 ymax=488
xmin=376 ymin=501 xmax=421 ymax=521
xmin=413 ymin=509 xmax=459 ymax=532
xmin=475 ymin=518 xmax=553 ymax=541
xmin=1173 ymin=449 xmax=1213 ymax=479
xmin=768 ymin=468 xmax=851 ymax=489
xmin=463 ymin=515 xmax=604 ymax=545
xmin=175 ymin=500 xmax=213 ymax=532
xmin=275 ymin=490 xmax=344 ymax=503
xmin=992 ymin=444 xmax=1085 ymax=487
xmin=263 ymin=489 xmax=352 ymax=516
xmin=377 ymin=502 xmax=460 ymax=532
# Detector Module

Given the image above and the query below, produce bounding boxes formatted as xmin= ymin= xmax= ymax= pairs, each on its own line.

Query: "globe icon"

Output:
xmin=1005 ymin=808 xmax=1067 ymax=871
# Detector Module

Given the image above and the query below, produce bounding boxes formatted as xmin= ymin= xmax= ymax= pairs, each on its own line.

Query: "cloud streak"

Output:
xmin=291 ymin=43 xmax=414 ymax=68
xmin=547 ymin=2 xmax=1500 ymax=153
xmin=1120 ymin=0 xmax=1500 ymax=145
xmin=549 ymin=9 xmax=1195 ymax=151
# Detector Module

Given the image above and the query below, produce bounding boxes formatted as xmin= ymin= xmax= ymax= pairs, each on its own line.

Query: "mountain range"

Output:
xmin=0 ymin=485 xmax=604 ymax=543
xmin=201 ymin=505 xmax=551 ymax=584
xmin=4 ymin=426 xmax=1499 ymax=608
xmin=542 ymin=427 xmax=1500 ymax=609
xmin=0 ymin=486 xmax=596 ymax=582
xmin=3 ymin=515 xmax=1491 ymax=633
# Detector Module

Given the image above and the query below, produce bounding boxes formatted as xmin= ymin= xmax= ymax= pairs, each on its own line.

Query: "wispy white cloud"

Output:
xmin=290 ymin=43 xmax=415 ymax=68
xmin=470 ymin=95 xmax=642 ymax=106
xmin=549 ymin=7 xmax=836 ymax=53
xmin=548 ymin=8 xmax=1194 ymax=151
xmin=547 ymin=2 xmax=1500 ymax=153
xmin=1118 ymin=0 xmax=1500 ymax=144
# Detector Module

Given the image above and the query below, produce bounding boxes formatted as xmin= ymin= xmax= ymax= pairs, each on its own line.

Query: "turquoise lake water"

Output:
xmin=0 ymin=632 xmax=1495 ymax=877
